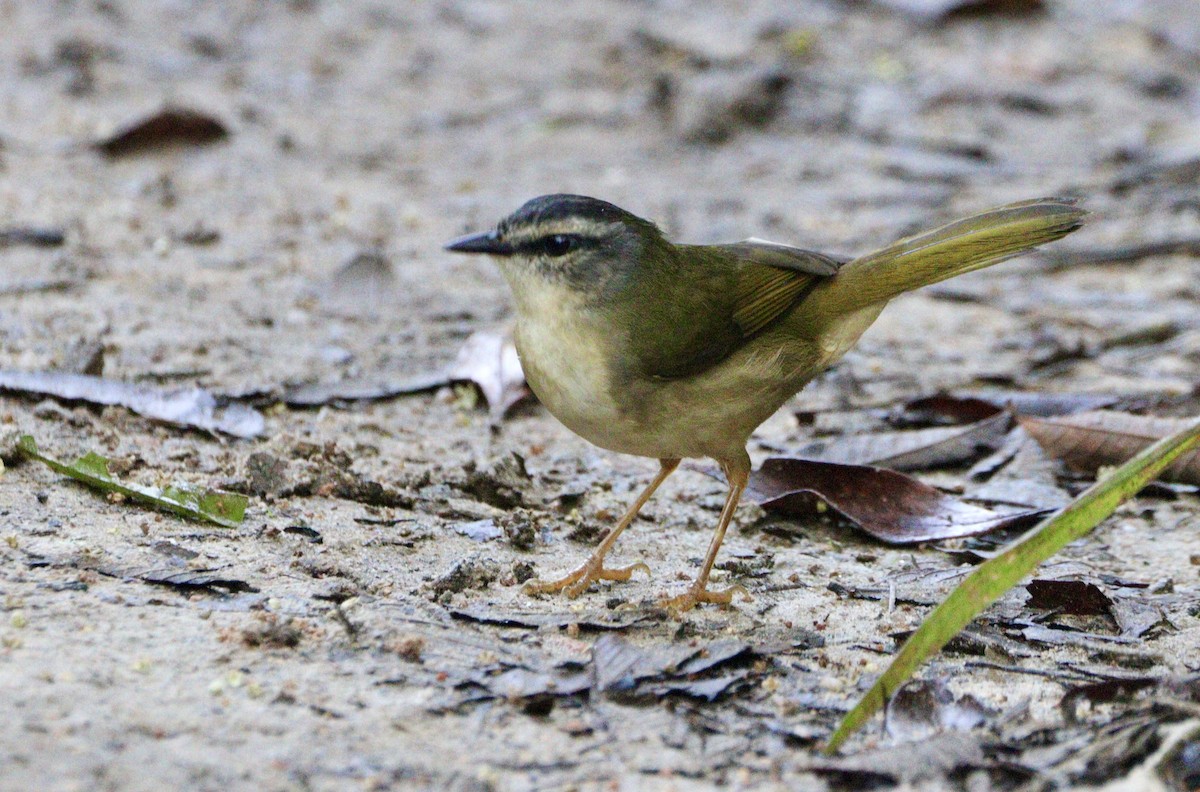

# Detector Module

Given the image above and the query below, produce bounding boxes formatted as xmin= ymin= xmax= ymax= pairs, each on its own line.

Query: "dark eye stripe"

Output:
xmin=518 ymin=234 xmax=589 ymax=257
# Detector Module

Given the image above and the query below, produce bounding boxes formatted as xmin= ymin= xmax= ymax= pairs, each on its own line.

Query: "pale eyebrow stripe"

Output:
xmin=503 ymin=218 xmax=623 ymax=244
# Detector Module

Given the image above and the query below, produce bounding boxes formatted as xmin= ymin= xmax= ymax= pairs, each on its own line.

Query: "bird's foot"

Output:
xmin=523 ymin=558 xmax=650 ymax=598
xmin=661 ymin=582 xmax=752 ymax=616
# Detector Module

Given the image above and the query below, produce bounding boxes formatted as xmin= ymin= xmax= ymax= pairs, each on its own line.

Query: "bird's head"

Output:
xmin=445 ymin=194 xmax=670 ymax=305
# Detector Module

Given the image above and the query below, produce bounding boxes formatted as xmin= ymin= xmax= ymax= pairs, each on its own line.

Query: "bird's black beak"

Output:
xmin=444 ymin=230 xmax=512 ymax=255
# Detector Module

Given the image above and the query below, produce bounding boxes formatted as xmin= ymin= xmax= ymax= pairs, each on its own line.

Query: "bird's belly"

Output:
xmin=513 ymin=315 xmax=641 ymax=453
xmin=516 ymin=315 xmax=818 ymax=461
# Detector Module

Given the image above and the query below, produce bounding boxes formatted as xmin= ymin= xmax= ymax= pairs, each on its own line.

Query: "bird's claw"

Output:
xmin=523 ymin=560 xmax=650 ymax=598
xmin=661 ymin=582 xmax=752 ymax=616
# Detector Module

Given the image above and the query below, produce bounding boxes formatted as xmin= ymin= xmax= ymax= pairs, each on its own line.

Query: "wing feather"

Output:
xmin=633 ymin=240 xmax=841 ymax=380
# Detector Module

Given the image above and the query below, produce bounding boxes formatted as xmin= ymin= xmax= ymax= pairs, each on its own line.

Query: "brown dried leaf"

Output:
xmin=747 ymin=457 xmax=1045 ymax=544
xmin=797 ymin=412 xmax=1010 ymax=471
xmin=95 ymin=107 xmax=229 ymax=157
xmin=1025 ymin=579 xmax=1113 ymax=616
xmin=874 ymin=0 xmax=1043 ymax=22
xmin=906 ymin=390 xmax=1120 ymax=422
xmin=1020 ymin=411 xmax=1200 ymax=485
xmin=901 ymin=394 xmax=1004 ymax=424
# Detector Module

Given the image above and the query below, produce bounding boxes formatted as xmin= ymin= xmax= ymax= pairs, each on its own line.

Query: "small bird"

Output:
xmin=446 ymin=195 xmax=1085 ymax=613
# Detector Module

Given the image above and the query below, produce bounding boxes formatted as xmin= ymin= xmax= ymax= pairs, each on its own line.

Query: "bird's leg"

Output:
xmin=662 ymin=452 xmax=753 ymax=615
xmin=524 ymin=458 xmax=680 ymax=598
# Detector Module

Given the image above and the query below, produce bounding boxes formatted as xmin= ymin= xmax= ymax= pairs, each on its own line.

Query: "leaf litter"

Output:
xmin=0 ymin=369 xmax=265 ymax=438
xmin=1021 ymin=410 xmax=1200 ymax=485
xmin=795 ymin=411 xmax=1011 ymax=470
xmin=746 ymin=457 xmax=1045 ymax=544
xmin=827 ymin=415 xmax=1200 ymax=752
xmin=284 ymin=329 xmax=532 ymax=420
xmin=1025 ymin=578 xmax=1113 ymax=617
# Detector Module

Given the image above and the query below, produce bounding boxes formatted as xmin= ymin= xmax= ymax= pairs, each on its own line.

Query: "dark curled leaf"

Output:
xmin=284 ymin=374 xmax=448 ymax=407
xmin=1025 ymin=579 xmax=1112 ymax=616
xmin=908 ymin=390 xmax=1120 ymax=420
xmin=133 ymin=568 xmax=258 ymax=594
xmin=677 ymin=639 xmax=752 ymax=675
xmin=18 ymin=435 xmax=247 ymax=528
xmin=873 ymin=0 xmax=1043 ymax=22
xmin=901 ymin=394 xmax=1004 ymax=424
xmin=283 ymin=525 xmax=323 ymax=544
xmin=95 ymin=107 xmax=229 ymax=157
xmin=449 ymin=605 xmax=649 ymax=631
xmin=797 ymin=412 xmax=1010 ymax=471
xmin=747 ymin=457 xmax=1046 ymax=544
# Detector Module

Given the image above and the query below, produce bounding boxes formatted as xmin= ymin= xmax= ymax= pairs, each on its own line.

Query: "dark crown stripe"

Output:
xmin=498 ymin=194 xmax=658 ymax=237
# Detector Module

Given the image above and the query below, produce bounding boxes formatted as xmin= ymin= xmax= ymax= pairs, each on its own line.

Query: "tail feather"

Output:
xmin=812 ymin=198 xmax=1086 ymax=316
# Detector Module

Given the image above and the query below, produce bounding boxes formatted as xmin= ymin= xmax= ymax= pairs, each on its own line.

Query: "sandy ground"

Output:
xmin=1 ymin=1 xmax=1199 ymax=790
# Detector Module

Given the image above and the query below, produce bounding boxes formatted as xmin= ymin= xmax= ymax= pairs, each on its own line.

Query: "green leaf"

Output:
xmin=825 ymin=415 xmax=1200 ymax=753
xmin=17 ymin=435 xmax=247 ymax=528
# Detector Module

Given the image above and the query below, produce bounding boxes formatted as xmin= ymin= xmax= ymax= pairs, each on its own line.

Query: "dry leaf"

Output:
xmin=746 ymin=457 xmax=1045 ymax=544
xmin=284 ymin=373 xmax=448 ymax=407
xmin=283 ymin=330 xmax=531 ymax=420
xmin=95 ymin=107 xmax=229 ymax=157
xmin=1020 ymin=411 xmax=1200 ymax=485
xmin=0 ymin=371 xmax=264 ymax=438
xmin=906 ymin=390 xmax=1119 ymax=421
xmin=797 ymin=412 xmax=1010 ymax=471
xmin=1025 ymin=579 xmax=1113 ymax=616
xmin=874 ymin=0 xmax=1043 ymax=22
xmin=449 ymin=330 xmax=531 ymax=420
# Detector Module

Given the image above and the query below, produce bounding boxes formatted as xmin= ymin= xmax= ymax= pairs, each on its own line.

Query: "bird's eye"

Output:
xmin=540 ymin=234 xmax=577 ymax=257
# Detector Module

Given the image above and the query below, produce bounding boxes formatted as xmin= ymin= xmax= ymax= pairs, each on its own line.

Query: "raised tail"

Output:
xmin=808 ymin=198 xmax=1086 ymax=318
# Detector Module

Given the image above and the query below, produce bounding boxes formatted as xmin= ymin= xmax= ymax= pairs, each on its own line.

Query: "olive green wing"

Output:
xmin=721 ymin=239 xmax=842 ymax=336
xmin=631 ymin=240 xmax=843 ymax=381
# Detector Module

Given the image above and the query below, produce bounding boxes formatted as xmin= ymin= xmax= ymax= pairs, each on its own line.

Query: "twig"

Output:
xmin=962 ymin=660 xmax=1094 ymax=683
